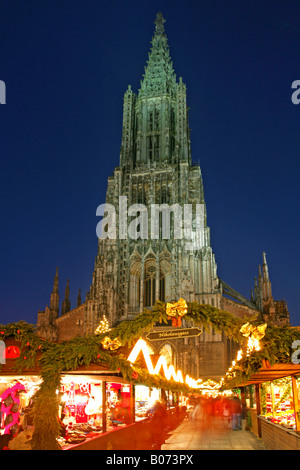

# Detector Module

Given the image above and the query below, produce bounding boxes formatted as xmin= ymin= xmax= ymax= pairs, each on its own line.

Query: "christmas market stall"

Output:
xmin=221 ymin=321 xmax=300 ymax=450
xmin=0 ymin=325 xmax=42 ymax=450
xmin=0 ymin=311 xmax=196 ymax=450
xmin=57 ymin=369 xmax=137 ymax=450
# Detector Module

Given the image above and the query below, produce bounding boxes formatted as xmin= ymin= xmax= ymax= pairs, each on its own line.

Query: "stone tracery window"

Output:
xmin=130 ymin=254 xmax=170 ymax=312
xmin=143 ymin=265 xmax=165 ymax=307
xmin=144 ymin=265 xmax=156 ymax=307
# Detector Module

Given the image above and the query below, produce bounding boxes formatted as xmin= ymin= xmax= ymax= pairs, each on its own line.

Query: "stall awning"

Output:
xmin=240 ymin=362 xmax=300 ymax=386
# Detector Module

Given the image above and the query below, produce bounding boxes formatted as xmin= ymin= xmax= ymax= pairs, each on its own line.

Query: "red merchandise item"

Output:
xmin=5 ymin=345 xmax=20 ymax=359
xmin=0 ymin=382 xmax=25 ymax=435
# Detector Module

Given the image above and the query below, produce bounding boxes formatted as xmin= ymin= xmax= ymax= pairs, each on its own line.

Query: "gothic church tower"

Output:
xmin=85 ymin=13 xmax=221 ymax=334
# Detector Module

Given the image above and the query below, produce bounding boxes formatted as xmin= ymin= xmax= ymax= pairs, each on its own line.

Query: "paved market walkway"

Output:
xmin=161 ymin=418 xmax=268 ymax=450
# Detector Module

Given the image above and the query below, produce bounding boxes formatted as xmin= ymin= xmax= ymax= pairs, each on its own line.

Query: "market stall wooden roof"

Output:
xmin=240 ymin=362 xmax=300 ymax=386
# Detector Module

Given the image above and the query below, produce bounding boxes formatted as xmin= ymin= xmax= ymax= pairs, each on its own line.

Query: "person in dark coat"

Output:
xmin=149 ymin=401 xmax=168 ymax=449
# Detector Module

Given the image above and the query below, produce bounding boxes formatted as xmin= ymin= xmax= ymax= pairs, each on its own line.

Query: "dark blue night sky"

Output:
xmin=1 ymin=0 xmax=300 ymax=326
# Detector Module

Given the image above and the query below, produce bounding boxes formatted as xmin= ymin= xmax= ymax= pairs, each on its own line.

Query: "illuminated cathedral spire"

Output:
xmin=139 ymin=12 xmax=176 ymax=98
xmin=120 ymin=12 xmax=192 ymax=168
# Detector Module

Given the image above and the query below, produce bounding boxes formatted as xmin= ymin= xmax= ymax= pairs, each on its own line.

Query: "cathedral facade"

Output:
xmin=37 ymin=13 xmax=289 ymax=382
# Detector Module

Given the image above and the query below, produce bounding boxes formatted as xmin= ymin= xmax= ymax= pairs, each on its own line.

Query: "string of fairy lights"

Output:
xmin=93 ymin=313 xmax=267 ymax=394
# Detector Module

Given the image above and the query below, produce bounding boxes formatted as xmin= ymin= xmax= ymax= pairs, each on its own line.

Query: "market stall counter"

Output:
xmin=58 ymin=374 xmax=136 ymax=449
xmin=239 ymin=362 xmax=300 ymax=450
xmin=62 ymin=422 xmax=137 ymax=450
xmin=60 ymin=378 xmax=186 ymax=450
xmin=258 ymin=416 xmax=300 ymax=450
xmin=63 ymin=407 xmax=185 ymax=450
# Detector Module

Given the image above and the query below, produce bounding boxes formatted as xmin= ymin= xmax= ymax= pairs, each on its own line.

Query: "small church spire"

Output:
xmin=61 ymin=279 xmax=71 ymax=315
xmin=262 ymin=251 xmax=269 ymax=280
xmin=53 ymin=266 xmax=59 ymax=292
xmin=261 ymin=251 xmax=272 ymax=301
xmin=258 ymin=264 xmax=262 ymax=284
xmin=77 ymin=288 xmax=82 ymax=307
xmin=50 ymin=267 xmax=59 ymax=314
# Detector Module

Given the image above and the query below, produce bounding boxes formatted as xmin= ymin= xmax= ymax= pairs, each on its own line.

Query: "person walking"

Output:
xmin=230 ymin=396 xmax=242 ymax=430
xmin=149 ymin=400 xmax=168 ymax=449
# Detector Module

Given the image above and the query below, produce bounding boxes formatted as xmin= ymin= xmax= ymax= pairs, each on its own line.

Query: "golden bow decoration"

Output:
xmin=240 ymin=322 xmax=267 ymax=340
xmin=166 ymin=298 xmax=188 ymax=327
xmin=240 ymin=322 xmax=267 ymax=353
xmin=101 ymin=336 xmax=122 ymax=351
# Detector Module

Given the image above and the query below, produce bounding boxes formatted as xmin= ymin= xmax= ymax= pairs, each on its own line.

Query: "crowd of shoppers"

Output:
xmin=189 ymin=394 xmax=245 ymax=431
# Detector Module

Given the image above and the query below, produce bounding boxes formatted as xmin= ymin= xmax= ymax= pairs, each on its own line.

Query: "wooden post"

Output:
xmin=240 ymin=387 xmax=246 ymax=430
xmin=249 ymin=385 xmax=254 ymax=409
xmin=255 ymin=383 xmax=262 ymax=438
xmin=270 ymin=382 xmax=275 ymax=418
xmin=131 ymin=384 xmax=136 ymax=424
xmin=240 ymin=386 xmax=246 ymax=409
xmin=102 ymin=380 xmax=107 ymax=433
xmin=291 ymin=375 xmax=300 ymax=433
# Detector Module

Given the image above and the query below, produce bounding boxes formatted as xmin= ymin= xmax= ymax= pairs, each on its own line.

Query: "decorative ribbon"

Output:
xmin=166 ymin=298 xmax=188 ymax=327
xmin=101 ymin=336 xmax=122 ymax=351
xmin=240 ymin=322 xmax=267 ymax=340
xmin=240 ymin=322 xmax=267 ymax=353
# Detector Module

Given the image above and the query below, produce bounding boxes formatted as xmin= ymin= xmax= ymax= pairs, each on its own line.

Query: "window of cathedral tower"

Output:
xmin=154 ymin=107 xmax=160 ymax=130
xmin=137 ymin=188 xmax=145 ymax=204
xmin=147 ymin=135 xmax=160 ymax=162
xmin=154 ymin=135 xmax=160 ymax=160
xmin=144 ymin=266 xmax=156 ymax=306
xmin=149 ymin=111 xmax=153 ymax=131
xmin=159 ymin=275 xmax=165 ymax=303
xmin=147 ymin=136 xmax=153 ymax=161
xmin=155 ymin=185 xmax=171 ymax=204
xmin=143 ymin=265 xmax=165 ymax=306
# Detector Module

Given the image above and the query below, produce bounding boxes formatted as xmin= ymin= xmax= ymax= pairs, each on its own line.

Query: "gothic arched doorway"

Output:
xmin=159 ymin=343 xmax=177 ymax=368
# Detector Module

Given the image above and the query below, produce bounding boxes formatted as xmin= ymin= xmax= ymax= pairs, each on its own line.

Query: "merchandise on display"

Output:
xmin=59 ymin=375 xmax=104 ymax=447
xmin=106 ymin=382 xmax=131 ymax=430
xmin=134 ymin=385 xmax=160 ymax=421
xmin=0 ymin=376 xmax=41 ymax=449
xmin=261 ymin=377 xmax=300 ymax=430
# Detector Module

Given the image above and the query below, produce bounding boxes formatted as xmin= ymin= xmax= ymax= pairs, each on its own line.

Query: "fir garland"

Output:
xmin=220 ymin=323 xmax=300 ymax=390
